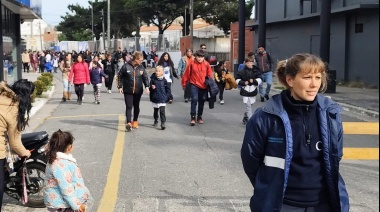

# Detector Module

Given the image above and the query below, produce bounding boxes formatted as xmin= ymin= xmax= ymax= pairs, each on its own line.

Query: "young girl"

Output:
xmin=89 ymin=55 xmax=108 ymax=104
xmin=149 ymin=66 xmax=170 ymax=130
xmin=44 ymin=130 xmax=92 ymax=212
xmin=214 ymin=60 xmax=229 ymax=105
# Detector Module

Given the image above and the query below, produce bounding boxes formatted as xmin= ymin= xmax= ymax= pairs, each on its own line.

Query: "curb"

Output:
xmin=30 ymin=85 xmax=55 ymax=118
xmin=271 ymin=88 xmax=379 ymax=118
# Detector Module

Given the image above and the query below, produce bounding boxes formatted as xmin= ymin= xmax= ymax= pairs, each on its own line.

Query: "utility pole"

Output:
xmin=101 ymin=9 xmax=106 ymax=51
xmin=238 ymin=0 xmax=245 ymax=65
xmin=189 ymin=0 xmax=194 ymax=49
xmin=91 ymin=1 xmax=94 ymax=39
xmin=107 ymin=0 xmax=111 ymax=51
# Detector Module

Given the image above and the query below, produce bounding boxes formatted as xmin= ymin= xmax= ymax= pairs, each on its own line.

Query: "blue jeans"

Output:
xmin=259 ymin=71 xmax=272 ymax=97
xmin=190 ymin=84 xmax=207 ymax=117
xmin=63 ymin=79 xmax=71 ymax=92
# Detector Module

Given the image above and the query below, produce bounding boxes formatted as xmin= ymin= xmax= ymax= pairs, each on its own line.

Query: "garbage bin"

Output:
xmin=325 ymin=70 xmax=336 ymax=93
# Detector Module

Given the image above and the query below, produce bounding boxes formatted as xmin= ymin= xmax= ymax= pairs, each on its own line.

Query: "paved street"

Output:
xmin=2 ymin=73 xmax=379 ymax=212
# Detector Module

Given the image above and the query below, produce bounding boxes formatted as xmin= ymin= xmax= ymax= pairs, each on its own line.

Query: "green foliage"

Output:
xmin=33 ymin=80 xmax=45 ymax=96
xmin=41 ymin=72 xmax=54 ymax=81
xmin=194 ymin=0 xmax=255 ymax=35
xmin=37 ymin=75 xmax=53 ymax=91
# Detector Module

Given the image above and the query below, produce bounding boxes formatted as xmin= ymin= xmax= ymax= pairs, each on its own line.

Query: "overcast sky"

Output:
xmin=41 ymin=0 xmax=89 ymax=26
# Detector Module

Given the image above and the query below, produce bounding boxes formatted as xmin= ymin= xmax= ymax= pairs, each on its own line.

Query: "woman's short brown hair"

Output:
xmin=276 ymin=53 xmax=328 ymax=92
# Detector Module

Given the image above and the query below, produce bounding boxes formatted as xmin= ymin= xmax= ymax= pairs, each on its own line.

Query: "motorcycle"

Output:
xmin=4 ymin=131 xmax=49 ymax=208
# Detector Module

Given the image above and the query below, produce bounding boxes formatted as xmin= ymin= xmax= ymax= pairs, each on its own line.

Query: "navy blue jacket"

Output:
xmin=149 ymin=73 xmax=170 ymax=103
xmin=89 ymin=66 xmax=108 ymax=85
xmin=241 ymin=92 xmax=349 ymax=212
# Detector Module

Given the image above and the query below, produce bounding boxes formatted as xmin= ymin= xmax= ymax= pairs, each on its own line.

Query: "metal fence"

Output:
xmin=59 ymin=34 xmax=181 ymax=53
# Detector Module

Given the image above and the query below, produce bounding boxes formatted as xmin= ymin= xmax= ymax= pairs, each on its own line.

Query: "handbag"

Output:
xmin=5 ymin=134 xmax=21 ymax=173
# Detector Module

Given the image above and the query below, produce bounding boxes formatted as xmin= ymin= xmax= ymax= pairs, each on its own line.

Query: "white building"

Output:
xmin=20 ymin=19 xmax=48 ymax=51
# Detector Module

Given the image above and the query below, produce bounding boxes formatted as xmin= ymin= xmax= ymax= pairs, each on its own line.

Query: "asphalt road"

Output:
xmin=2 ymin=76 xmax=378 ymax=212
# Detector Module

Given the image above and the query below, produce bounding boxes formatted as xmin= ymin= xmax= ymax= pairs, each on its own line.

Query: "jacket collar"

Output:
xmin=56 ymin=152 xmax=77 ymax=163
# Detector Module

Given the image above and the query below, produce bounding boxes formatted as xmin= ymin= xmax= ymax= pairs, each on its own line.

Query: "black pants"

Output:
xmin=23 ymin=63 xmax=29 ymax=72
xmin=217 ymin=82 xmax=225 ymax=100
xmin=74 ymin=84 xmax=85 ymax=101
xmin=184 ymin=82 xmax=191 ymax=100
xmin=0 ymin=159 xmax=5 ymax=208
xmin=154 ymin=106 xmax=166 ymax=123
xmin=123 ymin=93 xmax=142 ymax=123
xmin=105 ymin=71 xmax=115 ymax=90
xmin=39 ymin=64 xmax=45 ymax=73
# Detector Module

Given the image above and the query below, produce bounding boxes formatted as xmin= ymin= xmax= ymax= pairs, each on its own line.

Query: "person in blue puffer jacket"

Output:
xmin=149 ymin=65 xmax=170 ymax=130
xmin=241 ymin=53 xmax=349 ymax=212
xmin=89 ymin=55 xmax=108 ymax=104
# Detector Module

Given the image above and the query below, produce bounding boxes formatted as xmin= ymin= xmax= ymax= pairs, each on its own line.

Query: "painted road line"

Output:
xmin=97 ymin=115 xmax=126 ymax=212
xmin=343 ymin=148 xmax=379 ymax=160
xmin=343 ymin=122 xmax=379 ymax=135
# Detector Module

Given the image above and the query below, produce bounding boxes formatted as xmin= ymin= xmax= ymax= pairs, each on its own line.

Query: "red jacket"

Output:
xmin=181 ymin=60 xmax=213 ymax=89
xmin=69 ymin=62 xmax=90 ymax=84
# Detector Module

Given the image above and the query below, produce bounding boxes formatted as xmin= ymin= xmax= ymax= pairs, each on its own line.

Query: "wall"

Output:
xmin=229 ymin=21 xmax=255 ymax=72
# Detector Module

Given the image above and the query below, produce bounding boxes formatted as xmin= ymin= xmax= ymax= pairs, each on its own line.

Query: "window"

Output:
xmin=355 ymin=23 xmax=363 ymax=33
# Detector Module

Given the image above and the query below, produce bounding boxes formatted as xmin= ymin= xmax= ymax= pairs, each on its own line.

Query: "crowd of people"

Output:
xmin=0 ymin=43 xmax=350 ymax=211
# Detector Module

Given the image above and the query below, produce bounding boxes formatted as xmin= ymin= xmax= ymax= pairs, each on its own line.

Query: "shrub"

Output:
xmin=41 ymin=72 xmax=53 ymax=81
xmin=33 ymin=80 xmax=45 ymax=96
xmin=37 ymin=75 xmax=52 ymax=91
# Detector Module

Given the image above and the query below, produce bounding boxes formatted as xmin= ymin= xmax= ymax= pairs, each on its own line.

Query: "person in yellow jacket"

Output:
xmin=0 ymin=79 xmax=33 ymax=206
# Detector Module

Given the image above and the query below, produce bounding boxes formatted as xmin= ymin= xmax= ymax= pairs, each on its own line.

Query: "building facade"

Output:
xmin=1 ymin=0 xmax=41 ymax=83
xmin=250 ymin=0 xmax=379 ymax=87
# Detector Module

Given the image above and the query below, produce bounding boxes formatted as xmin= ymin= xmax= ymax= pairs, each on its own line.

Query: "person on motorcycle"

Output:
xmin=0 ymin=79 xmax=33 ymax=207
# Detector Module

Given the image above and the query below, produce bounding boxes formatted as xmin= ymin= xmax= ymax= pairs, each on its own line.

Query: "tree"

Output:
xmin=56 ymin=3 xmax=94 ymax=41
xmin=127 ymin=0 xmax=187 ymax=50
xmin=181 ymin=0 xmax=254 ymax=36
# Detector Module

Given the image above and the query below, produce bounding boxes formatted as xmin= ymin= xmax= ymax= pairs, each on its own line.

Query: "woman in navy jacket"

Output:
xmin=241 ymin=53 xmax=349 ymax=212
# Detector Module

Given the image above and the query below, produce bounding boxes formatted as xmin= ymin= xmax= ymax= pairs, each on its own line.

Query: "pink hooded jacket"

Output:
xmin=69 ymin=62 xmax=90 ymax=84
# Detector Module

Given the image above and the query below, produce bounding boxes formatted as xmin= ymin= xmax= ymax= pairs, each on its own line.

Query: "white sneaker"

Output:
xmin=108 ymin=90 xmax=112 ymax=94
xmin=220 ymin=100 xmax=224 ymax=105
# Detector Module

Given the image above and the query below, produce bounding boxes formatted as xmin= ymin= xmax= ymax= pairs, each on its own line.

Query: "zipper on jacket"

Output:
xmin=304 ymin=105 xmax=311 ymax=147
xmin=133 ymin=67 xmax=136 ymax=94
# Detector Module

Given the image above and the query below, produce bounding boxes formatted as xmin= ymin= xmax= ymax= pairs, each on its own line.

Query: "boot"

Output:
xmin=67 ymin=92 xmax=71 ymax=100
xmin=62 ymin=92 xmax=67 ymax=101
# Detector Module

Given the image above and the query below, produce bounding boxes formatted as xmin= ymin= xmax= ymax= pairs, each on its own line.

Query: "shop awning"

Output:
xmin=1 ymin=0 xmax=41 ymax=20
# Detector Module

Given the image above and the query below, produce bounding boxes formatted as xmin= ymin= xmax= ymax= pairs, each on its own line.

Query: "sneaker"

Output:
xmin=126 ymin=122 xmax=132 ymax=131
xmin=197 ymin=116 xmax=204 ymax=124
xmin=108 ymin=90 xmax=112 ymax=94
xmin=190 ymin=116 xmax=196 ymax=126
xmin=161 ymin=123 xmax=166 ymax=130
xmin=220 ymin=100 xmax=224 ymax=105
xmin=132 ymin=121 xmax=139 ymax=129
xmin=185 ymin=98 xmax=188 ymax=103
xmin=264 ymin=94 xmax=269 ymax=100
xmin=153 ymin=120 xmax=158 ymax=127
xmin=260 ymin=97 xmax=265 ymax=102
xmin=97 ymin=101 xmax=100 ymax=104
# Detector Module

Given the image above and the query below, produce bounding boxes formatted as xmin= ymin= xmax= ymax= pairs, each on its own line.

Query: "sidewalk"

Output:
xmin=21 ymin=72 xmax=379 ymax=121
